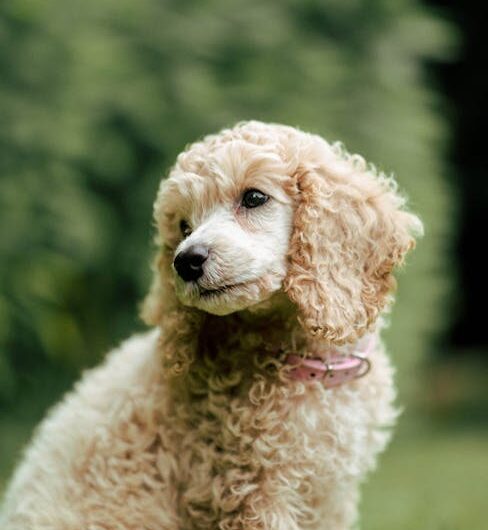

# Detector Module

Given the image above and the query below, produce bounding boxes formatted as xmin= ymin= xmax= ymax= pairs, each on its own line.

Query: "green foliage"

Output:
xmin=0 ymin=0 xmax=453 ymax=403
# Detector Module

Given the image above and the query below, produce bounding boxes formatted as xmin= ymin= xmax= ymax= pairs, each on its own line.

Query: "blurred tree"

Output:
xmin=426 ymin=0 xmax=488 ymax=357
xmin=0 ymin=0 xmax=453 ymax=405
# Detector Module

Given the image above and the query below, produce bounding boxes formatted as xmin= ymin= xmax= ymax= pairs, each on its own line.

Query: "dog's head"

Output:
xmin=142 ymin=121 xmax=422 ymax=344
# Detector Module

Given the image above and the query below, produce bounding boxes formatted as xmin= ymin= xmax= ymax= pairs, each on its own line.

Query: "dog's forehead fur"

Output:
xmin=156 ymin=123 xmax=300 ymax=238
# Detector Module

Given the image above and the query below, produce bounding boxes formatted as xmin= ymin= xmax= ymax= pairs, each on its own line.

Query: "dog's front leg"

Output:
xmin=215 ymin=474 xmax=361 ymax=530
xmin=210 ymin=472 xmax=309 ymax=530
xmin=217 ymin=500 xmax=302 ymax=530
xmin=181 ymin=476 xmax=303 ymax=529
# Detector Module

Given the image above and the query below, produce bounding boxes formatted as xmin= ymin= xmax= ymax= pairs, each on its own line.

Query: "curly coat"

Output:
xmin=0 ymin=121 xmax=422 ymax=529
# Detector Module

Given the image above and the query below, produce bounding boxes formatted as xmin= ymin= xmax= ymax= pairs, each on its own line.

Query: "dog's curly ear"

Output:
xmin=140 ymin=177 xmax=181 ymax=327
xmin=284 ymin=144 xmax=423 ymax=344
xmin=140 ymin=245 xmax=201 ymax=376
xmin=140 ymin=247 xmax=175 ymax=326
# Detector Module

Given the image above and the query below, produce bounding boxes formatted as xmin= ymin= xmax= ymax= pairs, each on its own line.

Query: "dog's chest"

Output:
xmin=174 ymin=373 xmax=347 ymax=528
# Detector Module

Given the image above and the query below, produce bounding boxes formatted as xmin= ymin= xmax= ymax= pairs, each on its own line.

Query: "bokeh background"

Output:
xmin=0 ymin=1 xmax=486 ymax=528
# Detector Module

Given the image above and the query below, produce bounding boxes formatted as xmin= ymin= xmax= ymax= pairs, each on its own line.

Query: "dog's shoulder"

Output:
xmin=38 ymin=327 xmax=162 ymax=446
xmin=74 ymin=328 xmax=161 ymax=405
xmin=0 ymin=329 xmax=162 ymax=528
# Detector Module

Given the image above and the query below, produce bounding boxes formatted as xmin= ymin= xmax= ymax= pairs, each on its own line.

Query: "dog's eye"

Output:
xmin=241 ymin=189 xmax=269 ymax=209
xmin=179 ymin=220 xmax=192 ymax=237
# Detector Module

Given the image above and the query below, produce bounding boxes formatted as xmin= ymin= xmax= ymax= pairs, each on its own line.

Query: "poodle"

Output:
xmin=0 ymin=121 xmax=422 ymax=529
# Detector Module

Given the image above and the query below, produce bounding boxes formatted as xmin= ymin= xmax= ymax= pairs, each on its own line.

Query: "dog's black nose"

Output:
xmin=173 ymin=245 xmax=209 ymax=282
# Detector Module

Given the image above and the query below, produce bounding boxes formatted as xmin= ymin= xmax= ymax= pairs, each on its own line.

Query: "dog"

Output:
xmin=0 ymin=121 xmax=422 ymax=529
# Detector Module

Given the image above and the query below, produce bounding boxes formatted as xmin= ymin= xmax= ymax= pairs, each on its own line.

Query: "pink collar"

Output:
xmin=284 ymin=335 xmax=375 ymax=388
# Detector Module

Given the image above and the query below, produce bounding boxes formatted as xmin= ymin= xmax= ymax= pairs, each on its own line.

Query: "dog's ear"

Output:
xmin=140 ymin=177 xmax=180 ymax=327
xmin=140 ymin=247 xmax=175 ymax=326
xmin=140 ymin=244 xmax=201 ymax=376
xmin=284 ymin=143 xmax=423 ymax=344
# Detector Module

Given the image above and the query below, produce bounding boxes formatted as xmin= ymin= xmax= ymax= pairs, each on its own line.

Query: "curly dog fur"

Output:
xmin=0 ymin=121 xmax=422 ymax=529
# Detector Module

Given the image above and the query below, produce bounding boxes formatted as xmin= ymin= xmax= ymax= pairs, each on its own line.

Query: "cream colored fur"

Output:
xmin=0 ymin=121 xmax=422 ymax=529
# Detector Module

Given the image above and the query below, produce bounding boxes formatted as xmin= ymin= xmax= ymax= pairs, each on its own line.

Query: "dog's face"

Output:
xmin=145 ymin=121 xmax=422 ymax=344
xmin=156 ymin=141 xmax=295 ymax=315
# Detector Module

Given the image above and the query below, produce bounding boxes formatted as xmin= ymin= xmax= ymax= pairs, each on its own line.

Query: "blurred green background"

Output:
xmin=0 ymin=0 xmax=486 ymax=528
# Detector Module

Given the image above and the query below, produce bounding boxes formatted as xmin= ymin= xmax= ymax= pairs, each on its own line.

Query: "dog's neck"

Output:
xmin=196 ymin=293 xmax=306 ymax=359
xmin=158 ymin=291 xmax=376 ymax=387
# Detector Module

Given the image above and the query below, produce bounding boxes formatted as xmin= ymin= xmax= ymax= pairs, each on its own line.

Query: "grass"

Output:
xmin=362 ymin=417 xmax=488 ymax=530
xmin=361 ymin=353 xmax=488 ymax=530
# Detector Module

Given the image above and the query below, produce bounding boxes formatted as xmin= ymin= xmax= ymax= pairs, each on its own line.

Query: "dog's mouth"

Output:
xmin=198 ymin=282 xmax=247 ymax=298
xmin=176 ymin=274 xmax=281 ymax=315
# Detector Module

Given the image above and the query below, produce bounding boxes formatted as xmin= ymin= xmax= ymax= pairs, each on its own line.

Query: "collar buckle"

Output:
xmin=283 ymin=337 xmax=374 ymax=388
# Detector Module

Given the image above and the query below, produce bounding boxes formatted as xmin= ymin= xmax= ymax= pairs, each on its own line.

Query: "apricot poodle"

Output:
xmin=0 ymin=121 xmax=422 ymax=529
